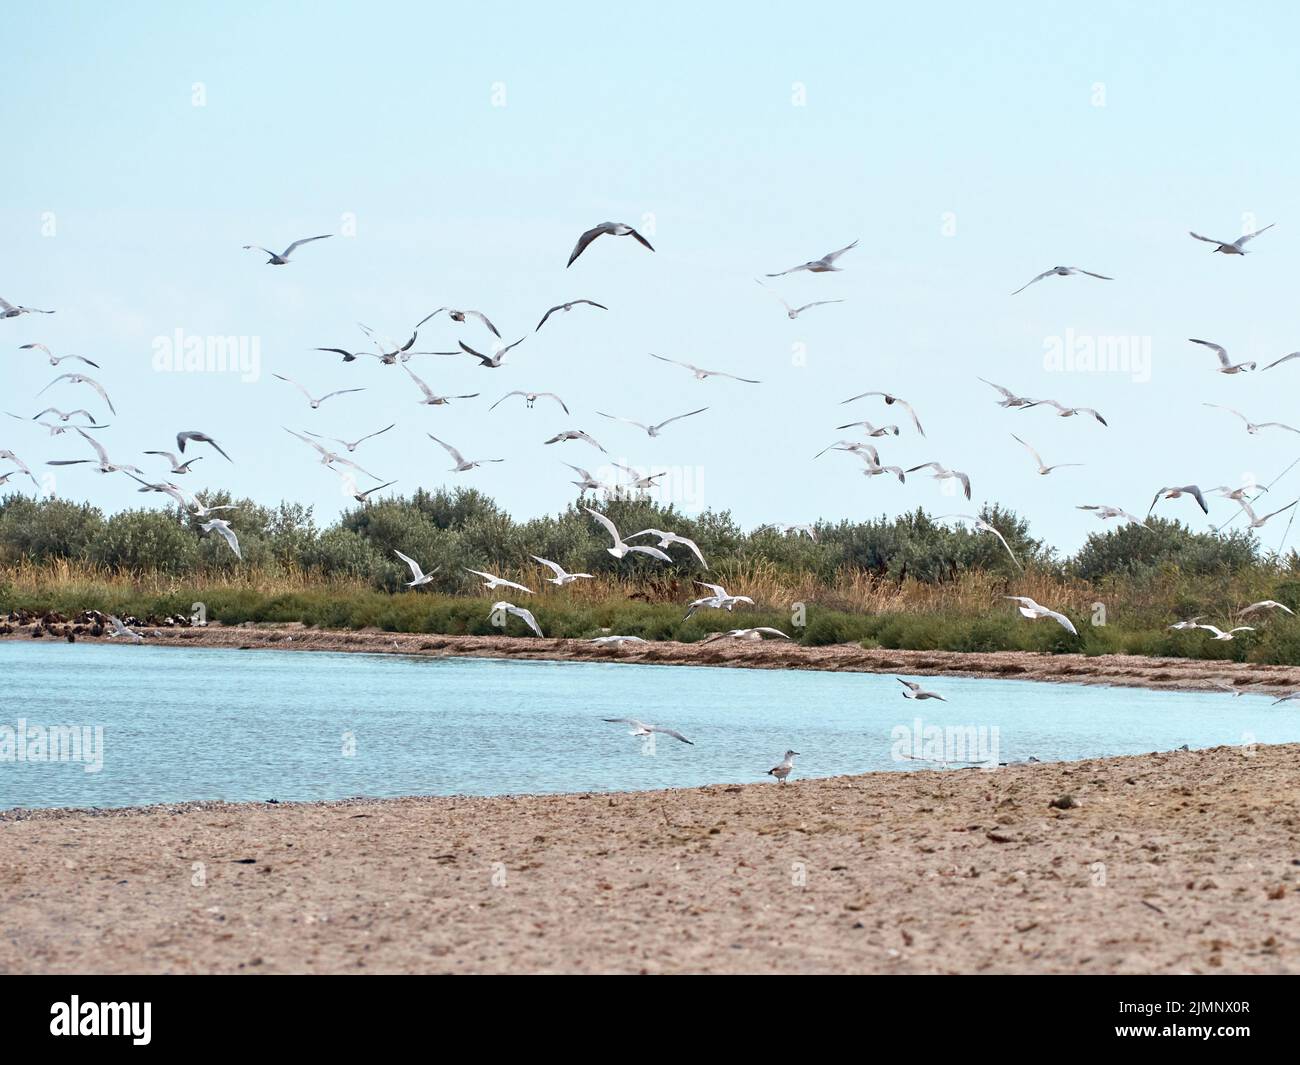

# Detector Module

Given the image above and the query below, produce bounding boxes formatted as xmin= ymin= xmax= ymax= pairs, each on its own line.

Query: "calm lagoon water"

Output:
xmin=1 ymin=641 xmax=1295 ymax=810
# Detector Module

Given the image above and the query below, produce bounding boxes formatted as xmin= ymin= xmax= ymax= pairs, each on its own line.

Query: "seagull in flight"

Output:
xmin=0 ymin=449 xmax=41 ymax=488
xmin=978 ymin=379 xmax=1035 ymax=408
xmin=936 ymin=514 xmax=1022 ymax=569
xmin=1189 ymin=338 xmax=1255 ymax=374
xmin=840 ymin=391 xmax=925 ymax=436
xmin=14 ymin=413 xmax=110 ymax=437
xmin=850 ymin=451 xmax=908 ymax=483
xmin=1202 ymin=404 xmax=1300 ymax=436
xmin=755 ymin=280 xmax=844 ymax=318
xmin=418 ymin=307 xmax=501 ymax=338
xmin=458 ymin=337 xmax=526 ymax=368
xmin=531 ymin=556 xmax=594 ymax=586
xmin=1189 ymin=223 xmax=1274 ymax=255
xmin=426 ymin=433 xmax=503 ymax=472
xmin=544 ymin=429 xmax=607 ymax=453
xmin=649 ymin=353 xmax=760 ymax=383
xmin=628 ymin=528 xmax=708 ymax=568
xmin=1010 ymin=434 xmax=1082 ymax=475
xmin=177 ymin=431 xmax=232 ymax=462
xmin=814 ymin=439 xmax=882 ymax=460
xmin=19 ymin=343 xmax=98 ymax=368
xmin=589 ymin=635 xmax=648 ymax=645
xmin=1239 ymin=600 xmax=1295 ymax=618
xmin=466 ymin=568 xmax=534 ymax=595
xmin=596 ymin=407 xmax=708 ymax=438
xmin=31 ymin=407 xmax=99 ymax=423
xmin=702 ymin=626 xmax=792 ymax=642
xmin=535 ymin=299 xmax=607 ymax=332
xmin=143 ymin=450 xmax=203 ymax=474
xmin=1018 ymin=398 xmax=1108 ymax=426
xmin=1 ymin=297 xmax=54 ymax=318
xmin=284 ymin=428 xmax=383 ymax=479
xmin=106 ymin=615 xmax=145 ymax=643
xmin=1149 ymin=485 xmax=1209 ymax=517
xmin=37 ymin=373 xmax=116 ymax=414
xmin=611 ymin=463 xmax=667 ymax=492
xmin=897 ymin=677 xmax=946 ymax=701
xmin=907 ymin=462 xmax=971 ymax=499
xmin=684 ymin=581 xmax=754 ymax=618
xmin=766 ymin=240 xmax=858 ymax=276
xmin=566 ymin=222 xmax=655 ymax=267
xmin=46 ymin=428 xmax=143 ymax=475
xmin=303 ymin=424 xmax=395 ymax=452
xmin=394 ymin=549 xmax=437 ymax=587
xmin=767 ymin=750 xmax=800 ymax=784
xmin=1193 ymin=623 xmax=1254 ymax=641
xmin=585 ymin=507 xmax=672 ymax=561
xmin=242 ymin=234 xmax=332 ymax=264
xmin=1262 ymin=351 xmax=1300 ymax=372
xmin=761 ymin=523 xmax=818 ymax=539
xmin=200 ymin=518 xmax=242 ymax=559
xmin=490 ymin=601 xmax=544 ymax=637
xmin=1010 ymin=266 xmax=1113 ymax=295
xmin=1076 ymin=504 xmax=1149 ymax=527
xmin=345 ymin=477 xmax=397 ymax=503
xmin=273 ymin=374 xmax=365 ymax=409
xmin=832 ymin=420 xmax=899 ymax=437
xmin=401 ymin=363 xmax=479 ymax=406
xmin=1235 ymin=497 xmax=1298 ymax=529
xmin=491 ymin=390 xmax=569 ymax=414
xmin=564 ymin=462 xmax=614 ymax=494
xmin=1004 ymin=596 xmax=1078 ymax=635
xmin=602 ymin=718 xmax=694 ymax=745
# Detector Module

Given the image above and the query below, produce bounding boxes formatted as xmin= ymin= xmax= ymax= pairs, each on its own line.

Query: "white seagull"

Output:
xmin=1018 ymin=398 xmax=1108 ymax=426
xmin=490 ymin=390 xmax=569 ymax=414
xmin=766 ymin=239 xmax=858 ymax=276
xmin=897 ymin=677 xmax=946 ymax=701
xmin=1011 ymin=434 xmax=1082 ymax=475
xmin=840 ymin=391 xmax=925 ymax=436
xmin=176 ymin=431 xmax=232 ymax=462
xmin=628 ymin=528 xmax=708 ymax=568
xmin=596 ymin=407 xmax=708 ymax=438
xmin=937 ymin=514 xmax=1022 ymax=569
xmin=107 ymin=615 xmax=144 ymax=643
xmin=1193 ymin=623 xmax=1254 ymax=641
xmin=535 ymin=300 xmax=607 ymax=332
xmin=978 ymin=379 xmax=1034 ymax=408
xmin=457 ymin=337 xmax=527 ymax=369
xmin=1 ymin=297 xmax=54 ymax=318
xmin=1004 ymin=596 xmax=1078 ymax=635
xmin=143 ymin=450 xmax=203 ymax=474
xmin=426 ymin=433 xmax=503 ymax=472
xmin=566 ymin=222 xmax=655 ymax=267
xmin=1236 ymin=498 xmax=1298 ymax=530
xmin=544 ymin=429 xmax=607 ymax=453
xmin=1011 ymin=266 xmax=1112 ymax=295
xmin=832 ymin=420 xmax=900 ymax=437
xmin=466 ymin=568 xmax=534 ymax=595
xmin=649 ymin=353 xmax=760 ymax=384
xmin=531 ymin=556 xmax=595 ymax=586
xmin=37 ymin=373 xmax=116 ymax=415
xmin=602 ymin=718 xmax=693 ymax=745
xmin=1076 ymin=504 xmax=1149 ymax=527
xmin=402 ymin=363 xmax=479 ymax=407
xmin=0 ymin=449 xmax=41 ymax=488
xmin=303 ymin=424 xmax=395 ymax=452
xmin=584 ymin=507 xmax=672 ymax=561
xmin=907 ymin=462 xmax=971 ymax=499
xmin=1189 ymin=223 xmax=1274 ymax=255
xmin=242 ymin=234 xmax=332 ymax=264
xmin=1149 ymin=485 xmax=1209 ymax=517
xmin=755 ymin=280 xmax=844 ymax=318
xmin=767 ymin=750 xmax=800 ymax=783
xmin=1189 ymin=338 xmax=1255 ymax=374
xmin=394 ymin=549 xmax=437 ymax=587
xmin=490 ymin=601 xmax=544 ymax=637
xmin=1203 ymin=404 xmax=1300 ymax=436
xmin=46 ymin=428 xmax=143 ymax=475
xmin=702 ymin=627 xmax=792 ymax=642
xmin=564 ymin=462 xmax=613 ymax=494
xmin=273 ymin=374 xmax=365 ymax=409
xmin=200 ymin=518 xmax=242 ymax=560
xmin=418 ymin=307 xmax=501 ymax=338
xmin=19 ymin=343 xmax=98 ymax=368
xmin=1239 ymin=600 xmax=1295 ymax=618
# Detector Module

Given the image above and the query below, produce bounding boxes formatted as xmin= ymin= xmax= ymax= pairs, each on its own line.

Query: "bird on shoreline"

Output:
xmin=242 ymin=234 xmax=331 ymax=264
xmin=107 ymin=615 xmax=144 ymax=643
xmin=1011 ymin=266 xmax=1112 ymax=295
xmin=767 ymin=750 xmax=800 ymax=783
xmin=766 ymin=240 xmax=857 ymax=276
xmin=1189 ymin=223 xmax=1274 ymax=255
xmin=603 ymin=718 xmax=693 ymax=745
xmin=567 ymin=222 xmax=655 ymax=267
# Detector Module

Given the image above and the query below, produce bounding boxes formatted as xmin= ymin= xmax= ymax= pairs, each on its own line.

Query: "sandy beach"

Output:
xmin=3 ymin=742 xmax=1297 ymax=974
xmin=4 ymin=617 xmax=1300 ymax=694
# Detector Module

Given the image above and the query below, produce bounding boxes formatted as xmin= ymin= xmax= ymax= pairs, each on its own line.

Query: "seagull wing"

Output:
xmin=282 ymin=234 xmax=333 ymax=257
xmin=394 ymin=549 xmax=424 ymax=582
xmin=427 ymin=434 xmax=467 ymax=466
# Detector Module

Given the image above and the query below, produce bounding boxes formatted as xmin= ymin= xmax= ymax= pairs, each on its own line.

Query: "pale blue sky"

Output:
xmin=5 ymin=1 xmax=1300 ymax=552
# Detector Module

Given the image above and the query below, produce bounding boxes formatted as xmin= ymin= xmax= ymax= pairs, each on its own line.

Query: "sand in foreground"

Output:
xmin=3 ymin=744 xmax=1298 ymax=974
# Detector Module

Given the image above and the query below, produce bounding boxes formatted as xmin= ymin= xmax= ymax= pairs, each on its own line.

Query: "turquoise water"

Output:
xmin=0 ymin=641 xmax=1295 ymax=810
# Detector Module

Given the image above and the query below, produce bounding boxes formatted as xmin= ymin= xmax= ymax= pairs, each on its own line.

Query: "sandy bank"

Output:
xmin=3 ymin=743 xmax=1297 ymax=974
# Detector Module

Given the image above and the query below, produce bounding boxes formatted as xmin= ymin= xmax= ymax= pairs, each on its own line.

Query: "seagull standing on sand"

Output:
xmin=766 ymin=240 xmax=858 ymax=276
xmin=426 ymin=433 xmax=503 ymax=472
xmin=897 ymin=678 xmax=946 ymax=701
xmin=531 ymin=556 xmax=594 ymax=586
xmin=602 ymin=718 xmax=694 ymax=745
xmin=566 ymin=222 xmax=655 ymax=267
xmin=242 ymin=234 xmax=332 ymax=264
xmin=200 ymin=518 xmax=242 ymax=560
xmin=394 ymin=549 xmax=437 ymax=587
xmin=1189 ymin=223 xmax=1274 ymax=255
xmin=490 ymin=601 xmax=544 ymax=637
xmin=840 ymin=391 xmax=925 ymax=436
xmin=273 ymin=374 xmax=365 ymax=409
xmin=1010 ymin=266 xmax=1112 ymax=295
xmin=1189 ymin=339 xmax=1255 ymax=374
xmin=1004 ymin=596 xmax=1078 ymax=635
xmin=535 ymin=300 xmax=607 ymax=332
xmin=585 ymin=508 xmax=672 ymax=561
xmin=466 ymin=568 xmax=534 ymax=595
xmin=767 ymin=750 xmax=800 ymax=783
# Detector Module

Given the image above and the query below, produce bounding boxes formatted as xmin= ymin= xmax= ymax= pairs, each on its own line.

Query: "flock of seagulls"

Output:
xmin=5 ymin=215 xmax=1299 ymax=660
